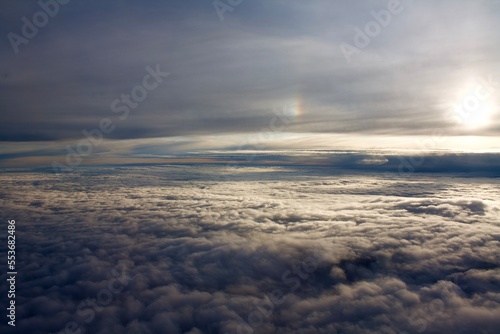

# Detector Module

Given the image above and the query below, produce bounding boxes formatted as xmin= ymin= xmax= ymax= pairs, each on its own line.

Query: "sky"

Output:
xmin=1 ymin=0 xmax=500 ymax=168
xmin=1 ymin=3 xmax=500 ymax=333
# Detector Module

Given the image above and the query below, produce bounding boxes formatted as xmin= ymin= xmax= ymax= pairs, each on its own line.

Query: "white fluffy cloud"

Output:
xmin=0 ymin=165 xmax=499 ymax=333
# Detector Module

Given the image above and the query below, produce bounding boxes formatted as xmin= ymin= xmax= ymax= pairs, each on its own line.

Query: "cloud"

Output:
xmin=1 ymin=0 xmax=499 ymax=142
xmin=0 ymin=165 xmax=499 ymax=333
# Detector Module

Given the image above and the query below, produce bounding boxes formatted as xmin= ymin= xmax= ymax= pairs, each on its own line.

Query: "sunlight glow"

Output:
xmin=456 ymin=99 xmax=494 ymax=129
xmin=453 ymin=78 xmax=496 ymax=130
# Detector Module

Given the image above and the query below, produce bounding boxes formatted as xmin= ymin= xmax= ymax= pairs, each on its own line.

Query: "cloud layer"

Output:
xmin=1 ymin=165 xmax=499 ymax=333
xmin=1 ymin=0 xmax=499 ymax=142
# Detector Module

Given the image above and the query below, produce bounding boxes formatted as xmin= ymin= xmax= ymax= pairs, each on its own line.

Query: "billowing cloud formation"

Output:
xmin=0 ymin=165 xmax=499 ymax=333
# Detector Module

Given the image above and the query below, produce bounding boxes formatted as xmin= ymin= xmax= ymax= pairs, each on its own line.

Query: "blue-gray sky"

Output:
xmin=1 ymin=0 xmax=500 ymax=165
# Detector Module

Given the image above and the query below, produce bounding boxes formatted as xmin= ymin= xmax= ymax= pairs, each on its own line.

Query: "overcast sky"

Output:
xmin=1 ymin=0 xmax=500 ymax=164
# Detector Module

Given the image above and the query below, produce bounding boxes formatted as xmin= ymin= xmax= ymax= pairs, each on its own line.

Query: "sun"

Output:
xmin=452 ymin=79 xmax=496 ymax=130
xmin=456 ymin=99 xmax=494 ymax=129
